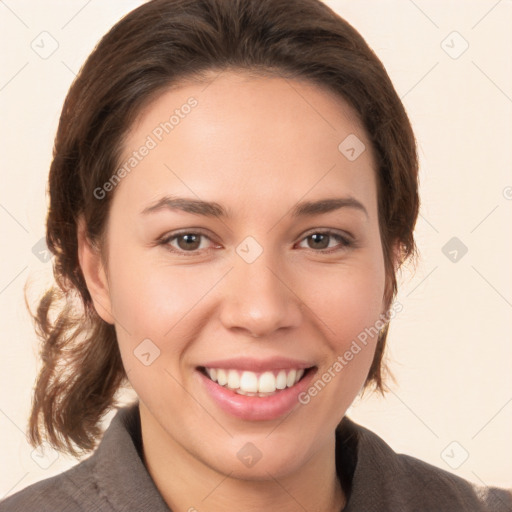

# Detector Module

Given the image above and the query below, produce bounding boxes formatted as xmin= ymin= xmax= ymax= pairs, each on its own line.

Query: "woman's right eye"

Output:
xmin=160 ymin=231 xmax=216 ymax=255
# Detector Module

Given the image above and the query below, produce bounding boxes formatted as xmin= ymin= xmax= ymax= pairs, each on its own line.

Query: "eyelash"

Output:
xmin=158 ymin=229 xmax=354 ymax=257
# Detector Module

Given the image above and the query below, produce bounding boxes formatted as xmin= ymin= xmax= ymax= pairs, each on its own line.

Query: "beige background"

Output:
xmin=1 ymin=0 xmax=511 ymax=497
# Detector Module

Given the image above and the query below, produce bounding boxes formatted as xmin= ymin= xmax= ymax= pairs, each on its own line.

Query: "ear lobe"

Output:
xmin=77 ymin=216 xmax=114 ymax=324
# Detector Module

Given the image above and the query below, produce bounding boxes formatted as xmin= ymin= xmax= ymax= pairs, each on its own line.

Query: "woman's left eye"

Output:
xmin=159 ymin=230 xmax=352 ymax=255
xmin=296 ymin=231 xmax=352 ymax=253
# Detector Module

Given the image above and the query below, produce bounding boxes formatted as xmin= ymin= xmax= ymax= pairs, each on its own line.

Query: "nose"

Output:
xmin=218 ymin=252 xmax=303 ymax=338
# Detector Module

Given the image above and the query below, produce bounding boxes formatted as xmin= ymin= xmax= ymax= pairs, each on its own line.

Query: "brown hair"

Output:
xmin=28 ymin=0 xmax=419 ymax=456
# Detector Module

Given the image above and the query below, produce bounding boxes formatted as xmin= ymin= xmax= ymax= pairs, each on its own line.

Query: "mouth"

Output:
xmin=197 ymin=365 xmax=316 ymax=397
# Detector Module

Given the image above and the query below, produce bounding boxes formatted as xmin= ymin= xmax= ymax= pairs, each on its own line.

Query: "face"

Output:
xmin=82 ymin=70 xmax=390 ymax=480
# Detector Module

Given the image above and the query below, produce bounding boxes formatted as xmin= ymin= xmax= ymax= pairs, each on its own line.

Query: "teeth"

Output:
xmin=227 ymin=369 xmax=240 ymax=389
xmin=204 ymin=367 xmax=307 ymax=395
xmin=217 ymin=368 xmax=228 ymax=386
xmin=286 ymin=369 xmax=297 ymax=387
xmin=258 ymin=371 xmax=276 ymax=393
xmin=276 ymin=370 xmax=287 ymax=390
xmin=240 ymin=371 xmax=258 ymax=392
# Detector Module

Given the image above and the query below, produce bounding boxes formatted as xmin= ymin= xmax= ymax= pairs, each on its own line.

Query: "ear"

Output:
xmin=77 ymin=216 xmax=115 ymax=324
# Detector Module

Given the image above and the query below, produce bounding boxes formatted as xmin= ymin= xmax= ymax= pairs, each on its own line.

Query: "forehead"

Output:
xmin=114 ymin=71 xmax=377 ymax=219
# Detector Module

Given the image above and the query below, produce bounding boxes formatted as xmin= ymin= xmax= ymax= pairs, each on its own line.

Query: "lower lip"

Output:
xmin=196 ymin=367 xmax=317 ymax=421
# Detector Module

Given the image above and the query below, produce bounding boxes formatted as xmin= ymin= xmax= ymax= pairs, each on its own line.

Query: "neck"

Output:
xmin=139 ymin=404 xmax=346 ymax=512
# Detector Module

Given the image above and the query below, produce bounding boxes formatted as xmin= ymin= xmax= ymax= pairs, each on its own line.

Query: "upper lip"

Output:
xmin=198 ymin=357 xmax=316 ymax=372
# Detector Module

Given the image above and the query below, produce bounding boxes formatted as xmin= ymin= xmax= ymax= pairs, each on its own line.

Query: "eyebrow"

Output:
xmin=141 ymin=195 xmax=368 ymax=219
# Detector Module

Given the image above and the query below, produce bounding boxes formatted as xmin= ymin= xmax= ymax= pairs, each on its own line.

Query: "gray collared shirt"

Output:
xmin=1 ymin=402 xmax=511 ymax=511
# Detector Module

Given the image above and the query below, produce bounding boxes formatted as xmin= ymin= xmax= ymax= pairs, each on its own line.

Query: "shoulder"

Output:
xmin=339 ymin=417 xmax=512 ymax=512
xmin=0 ymin=457 xmax=107 ymax=512
xmin=396 ymin=451 xmax=512 ymax=511
xmin=0 ymin=403 xmax=170 ymax=512
xmin=0 ymin=406 xmax=123 ymax=512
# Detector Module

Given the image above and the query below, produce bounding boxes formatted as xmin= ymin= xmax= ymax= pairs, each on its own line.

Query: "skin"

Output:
xmin=78 ymin=70 xmax=395 ymax=512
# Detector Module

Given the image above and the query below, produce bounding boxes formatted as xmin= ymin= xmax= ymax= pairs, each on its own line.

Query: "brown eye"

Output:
xmin=176 ymin=233 xmax=202 ymax=251
xmin=161 ymin=231 xmax=214 ymax=254
xmin=298 ymin=231 xmax=352 ymax=253
xmin=307 ymin=233 xmax=330 ymax=250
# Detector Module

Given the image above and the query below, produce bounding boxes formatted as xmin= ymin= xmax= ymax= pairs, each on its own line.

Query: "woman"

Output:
xmin=1 ymin=0 xmax=510 ymax=510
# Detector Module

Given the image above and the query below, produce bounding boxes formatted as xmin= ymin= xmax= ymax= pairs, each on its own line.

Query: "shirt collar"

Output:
xmin=92 ymin=402 xmax=171 ymax=511
xmin=92 ymin=401 xmax=364 ymax=511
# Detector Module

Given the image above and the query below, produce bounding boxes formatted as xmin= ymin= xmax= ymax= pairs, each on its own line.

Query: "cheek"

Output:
xmin=106 ymin=255 xmax=219 ymax=403
xmin=306 ymin=258 xmax=386 ymax=344
xmin=109 ymin=261 xmax=217 ymax=331
xmin=301 ymin=254 xmax=386 ymax=399
xmin=289 ymin=256 xmax=386 ymax=427
xmin=104 ymin=245 xmax=222 ymax=367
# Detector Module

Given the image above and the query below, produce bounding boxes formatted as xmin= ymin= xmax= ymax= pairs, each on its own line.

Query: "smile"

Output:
xmin=201 ymin=367 xmax=309 ymax=396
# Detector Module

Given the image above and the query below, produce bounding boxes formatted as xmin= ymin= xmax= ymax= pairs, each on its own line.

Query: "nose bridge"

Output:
xmin=219 ymin=240 xmax=302 ymax=337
